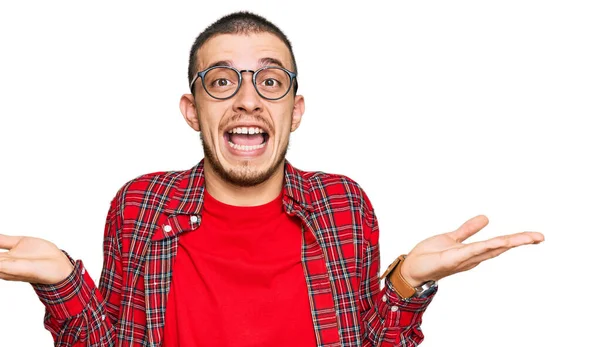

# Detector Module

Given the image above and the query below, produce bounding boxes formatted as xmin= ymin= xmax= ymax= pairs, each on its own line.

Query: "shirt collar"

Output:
xmin=164 ymin=159 xmax=314 ymax=217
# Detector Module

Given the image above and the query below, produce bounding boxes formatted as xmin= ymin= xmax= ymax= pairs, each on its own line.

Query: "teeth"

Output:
xmin=228 ymin=141 xmax=267 ymax=151
xmin=227 ymin=127 xmax=265 ymax=134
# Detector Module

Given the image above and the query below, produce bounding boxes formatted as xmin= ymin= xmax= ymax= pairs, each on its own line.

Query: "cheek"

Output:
xmin=277 ymin=116 xmax=294 ymax=134
xmin=197 ymin=103 xmax=229 ymax=135
xmin=274 ymin=124 xmax=293 ymax=144
xmin=270 ymin=105 xmax=294 ymax=132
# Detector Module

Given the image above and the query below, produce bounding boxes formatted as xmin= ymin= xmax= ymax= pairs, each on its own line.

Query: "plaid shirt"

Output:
xmin=32 ymin=160 xmax=436 ymax=347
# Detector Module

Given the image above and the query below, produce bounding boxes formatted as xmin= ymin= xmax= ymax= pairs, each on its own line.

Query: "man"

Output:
xmin=0 ymin=11 xmax=543 ymax=347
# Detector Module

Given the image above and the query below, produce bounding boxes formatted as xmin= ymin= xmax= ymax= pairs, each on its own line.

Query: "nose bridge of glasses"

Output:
xmin=237 ymin=69 xmax=259 ymax=94
xmin=238 ymin=69 xmax=255 ymax=84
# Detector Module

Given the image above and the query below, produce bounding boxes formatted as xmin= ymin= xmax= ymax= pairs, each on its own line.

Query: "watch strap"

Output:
xmin=380 ymin=254 xmax=416 ymax=299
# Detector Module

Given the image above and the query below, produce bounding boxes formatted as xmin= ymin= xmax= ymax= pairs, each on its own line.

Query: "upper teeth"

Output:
xmin=228 ymin=127 xmax=265 ymax=135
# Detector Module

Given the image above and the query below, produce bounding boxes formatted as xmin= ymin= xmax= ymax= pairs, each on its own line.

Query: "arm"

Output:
xmin=359 ymin=194 xmax=436 ymax=347
xmin=361 ymin=208 xmax=545 ymax=346
xmin=31 ymin=196 xmax=123 ymax=346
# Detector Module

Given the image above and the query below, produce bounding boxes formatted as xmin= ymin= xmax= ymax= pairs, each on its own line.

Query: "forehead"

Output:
xmin=197 ymin=32 xmax=293 ymax=71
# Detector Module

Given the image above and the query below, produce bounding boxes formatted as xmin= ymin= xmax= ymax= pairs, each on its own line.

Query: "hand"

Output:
xmin=0 ymin=234 xmax=75 ymax=285
xmin=400 ymin=215 xmax=545 ymax=287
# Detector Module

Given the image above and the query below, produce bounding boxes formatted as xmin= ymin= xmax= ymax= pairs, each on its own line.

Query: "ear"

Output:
xmin=290 ymin=94 xmax=305 ymax=132
xmin=180 ymin=94 xmax=200 ymax=131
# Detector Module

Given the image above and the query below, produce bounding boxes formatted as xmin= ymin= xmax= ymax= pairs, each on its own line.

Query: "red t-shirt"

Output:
xmin=163 ymin=189 xmax=317 ymax=347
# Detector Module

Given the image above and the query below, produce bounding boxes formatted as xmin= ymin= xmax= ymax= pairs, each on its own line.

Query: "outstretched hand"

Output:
xmin=0 ymin=234 xmax=74 ymax=285
xmin=400 ymin=215 xmax=545 ymax=287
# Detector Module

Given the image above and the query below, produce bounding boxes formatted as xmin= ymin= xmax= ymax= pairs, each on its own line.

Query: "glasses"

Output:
xmin=190 ymin=65 xmax=298 ymax=100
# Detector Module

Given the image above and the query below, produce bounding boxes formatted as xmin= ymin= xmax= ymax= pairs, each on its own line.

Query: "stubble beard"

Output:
xmin=200 ymin=132 xmax=288 ymax=187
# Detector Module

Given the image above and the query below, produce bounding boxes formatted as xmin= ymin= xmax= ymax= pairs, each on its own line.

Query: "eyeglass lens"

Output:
xmin=203 ymin=67 xmax=291 ymax=99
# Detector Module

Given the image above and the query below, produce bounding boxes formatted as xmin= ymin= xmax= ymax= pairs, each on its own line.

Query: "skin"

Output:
xmin=180 ymin=33 xmax=305 ymax=207
xmin=0 ymin=32 xmax=544 ymax=291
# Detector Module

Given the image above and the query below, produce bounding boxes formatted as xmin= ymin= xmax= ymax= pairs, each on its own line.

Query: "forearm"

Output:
xmin=358 ymin=195 xmax=436 ymax=346
xmin=362 ymin=277 xmax=436 ymax=347
xmin=32 ymin=197 xmax=123 ymax=347
xmin=32 ymin=255 xmax=118 ymax=346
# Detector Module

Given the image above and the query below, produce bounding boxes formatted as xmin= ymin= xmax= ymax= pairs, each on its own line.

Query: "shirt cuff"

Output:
xmin=377 ymin=277 xmax=437 ymax=328
xmin=385 ymin=277 xmax=437 ymax=307
xmin=31 ymin=256 xmax=94 ymax=321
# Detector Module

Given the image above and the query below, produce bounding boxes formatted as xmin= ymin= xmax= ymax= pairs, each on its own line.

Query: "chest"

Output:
xmin=119 ymin=206 xmax=362 ymax=347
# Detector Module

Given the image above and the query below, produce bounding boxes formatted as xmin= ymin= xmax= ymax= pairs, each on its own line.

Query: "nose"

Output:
xmin=232 ymin=72 xmax=263 ymax=115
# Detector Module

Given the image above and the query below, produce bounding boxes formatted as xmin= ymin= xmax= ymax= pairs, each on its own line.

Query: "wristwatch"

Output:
xmin=381 ymin=254 xmax=437 ymax=299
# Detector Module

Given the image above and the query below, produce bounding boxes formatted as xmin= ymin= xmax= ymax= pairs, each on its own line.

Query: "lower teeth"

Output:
xmin=228 ymin=141 xmax=266 ymax=151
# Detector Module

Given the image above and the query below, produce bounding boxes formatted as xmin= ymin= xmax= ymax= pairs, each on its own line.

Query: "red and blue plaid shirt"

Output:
xmin=32 ymin=160 xmax=436 ymax=346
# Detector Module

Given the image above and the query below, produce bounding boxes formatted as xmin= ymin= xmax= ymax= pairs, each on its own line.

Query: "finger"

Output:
xmin=457 ymin=247 xmax=511 ymax=271
xmin=448 ymin=215 xmax=489 ymax=243
xmin=449 ymin=231 xmax=542 ymax=264
xmin=0 ymin=272 xmax=22 ymax=282
xmin=528 ymin=231 xmax=545 ymax=243
xmin=456 ymin=232 xmax=543 ymax=272
xmin=0 ymin=234 xmax=22 ymax=250
xmin=0 ymin=257 xmax=31 ymax=277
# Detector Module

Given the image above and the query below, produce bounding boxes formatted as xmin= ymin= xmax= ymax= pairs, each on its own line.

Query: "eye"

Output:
xmin=261 ymin=78 xmax=280 ymax=87
xmin=212 ymin=78 xmax=233 ymax=87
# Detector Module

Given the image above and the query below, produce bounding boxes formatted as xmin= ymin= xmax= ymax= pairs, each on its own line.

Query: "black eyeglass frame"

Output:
xmin=190 ymin=65 xmax=298 ymax=101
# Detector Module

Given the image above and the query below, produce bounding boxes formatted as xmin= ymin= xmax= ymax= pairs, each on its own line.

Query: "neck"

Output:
xmin=203 ymin=161 xmax=285 ymax=206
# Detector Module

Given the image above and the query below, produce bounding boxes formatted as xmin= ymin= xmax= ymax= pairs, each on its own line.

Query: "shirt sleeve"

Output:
xmin=31 ymin=195 xmax=124 ymax=346
xmin=359 ymin=191 xmax=437 ymax=347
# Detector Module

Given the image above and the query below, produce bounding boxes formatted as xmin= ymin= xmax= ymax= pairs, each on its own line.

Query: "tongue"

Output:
xmin=230 ymin=134 xmax=264 ymax=146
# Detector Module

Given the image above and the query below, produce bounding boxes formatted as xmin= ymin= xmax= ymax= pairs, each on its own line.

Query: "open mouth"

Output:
xmin=224 ymin=126 xmax=270 ymax=153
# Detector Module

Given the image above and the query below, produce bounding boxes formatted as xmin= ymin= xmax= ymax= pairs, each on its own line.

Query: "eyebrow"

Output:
xmin=206 ymin=60 xmax=234 ymax=69
xmin=258 ymin=57 xmax=285 ymax=68
xmin=204 ymin=57 xmax=287 ymax=70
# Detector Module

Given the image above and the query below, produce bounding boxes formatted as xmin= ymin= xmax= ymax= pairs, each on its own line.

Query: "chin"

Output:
xmin=201 ymin=131 xmax=288 ymax=187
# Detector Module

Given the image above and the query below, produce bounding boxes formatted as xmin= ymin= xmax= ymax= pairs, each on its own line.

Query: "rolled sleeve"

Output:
xmin=380 ymin=277 xmax=437 ymax=328
xmin=31 ymin=252 xmax=95 ymax=321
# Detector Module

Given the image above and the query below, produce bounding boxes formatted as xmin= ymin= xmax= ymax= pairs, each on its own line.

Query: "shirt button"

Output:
xmin=391 ymin=306 xmax=399 ymax=312
xmin=382 ymin=295 xmax=387 ymax=302
xmin=101 ymin=314 xmax=106 ymax=321
xmin=82 ymin=268 xmax=85 ymax=275
xmin=163 ymin=225 xmax=172 ymax=232
xmin=190 ymin=215 xmax=198 ymax=223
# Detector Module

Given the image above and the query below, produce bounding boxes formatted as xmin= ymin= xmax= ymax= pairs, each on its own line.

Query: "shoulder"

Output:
xmin=291 ymin=165 xmax=379 ymax=242
xmin=291 ymin=165 xmax=375 ymax=215
xmin=305 ymin=170 xmax=364 ymax=197
xmin=108 ymin=167 xmax=190 ymax=215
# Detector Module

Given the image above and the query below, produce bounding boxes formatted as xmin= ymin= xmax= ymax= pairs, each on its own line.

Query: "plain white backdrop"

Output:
xmin=1 ymin=0 xmax=598 ymax=346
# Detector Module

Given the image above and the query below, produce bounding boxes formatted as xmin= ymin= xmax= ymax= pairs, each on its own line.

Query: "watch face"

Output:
xmin=417 ymin=281 xmax=438 ymax=297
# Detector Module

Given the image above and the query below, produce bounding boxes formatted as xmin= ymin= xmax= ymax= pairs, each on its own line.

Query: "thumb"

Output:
xmin=0 ymin=257 xmax=30 ymax=277
xmin=0 ymin=234 xmax=22 ymax=250
xmin=448 ymin=215 xmax=489 ymax=243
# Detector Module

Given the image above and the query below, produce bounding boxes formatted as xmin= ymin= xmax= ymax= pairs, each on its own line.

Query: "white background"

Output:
xmin=0 ymin=1 xmax=598 ymax=346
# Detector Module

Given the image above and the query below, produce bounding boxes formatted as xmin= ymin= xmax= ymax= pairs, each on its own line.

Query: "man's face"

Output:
xmin=180 ymin=32 xmax=304 ymax=187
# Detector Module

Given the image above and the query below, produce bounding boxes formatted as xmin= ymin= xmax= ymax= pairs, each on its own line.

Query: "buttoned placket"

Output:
xmin=144 ymin=211 xmax=203 ymax=346
xmin=283 ymin=195 xmax=342 ymax=347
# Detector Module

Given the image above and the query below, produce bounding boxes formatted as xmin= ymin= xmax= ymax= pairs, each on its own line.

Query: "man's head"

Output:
xmin=180 ymin=11 xmax=305 ymax=188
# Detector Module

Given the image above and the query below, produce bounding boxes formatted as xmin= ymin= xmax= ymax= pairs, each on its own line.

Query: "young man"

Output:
xmin=0 ymin=11 xmax=543 ymax=347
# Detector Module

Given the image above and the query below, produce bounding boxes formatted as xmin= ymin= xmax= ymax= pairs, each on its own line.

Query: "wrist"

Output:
xmin=381 ymin=255 xmax=417 ymax=299
xmin=399 ymin=259 xmax=422 ymax=288
xmin=61 ymin=263 xmax=75 ymax=282
xmin=52 ymin=252 xmax=75 ymax=285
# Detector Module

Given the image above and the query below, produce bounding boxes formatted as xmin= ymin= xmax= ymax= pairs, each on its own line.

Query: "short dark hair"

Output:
xmin=187 ymin=11 xmax=298 ymax=95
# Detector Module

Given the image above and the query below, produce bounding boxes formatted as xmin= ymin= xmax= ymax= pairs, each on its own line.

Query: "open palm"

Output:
xmin=400 ymin=215 xmax=545 ymax=286
xmin=0 ymin=234 xmax=74 ymax=285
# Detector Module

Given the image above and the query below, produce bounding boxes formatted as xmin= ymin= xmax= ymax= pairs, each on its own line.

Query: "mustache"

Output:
xmin=221 ymin=114 xmax=274 ymax=134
